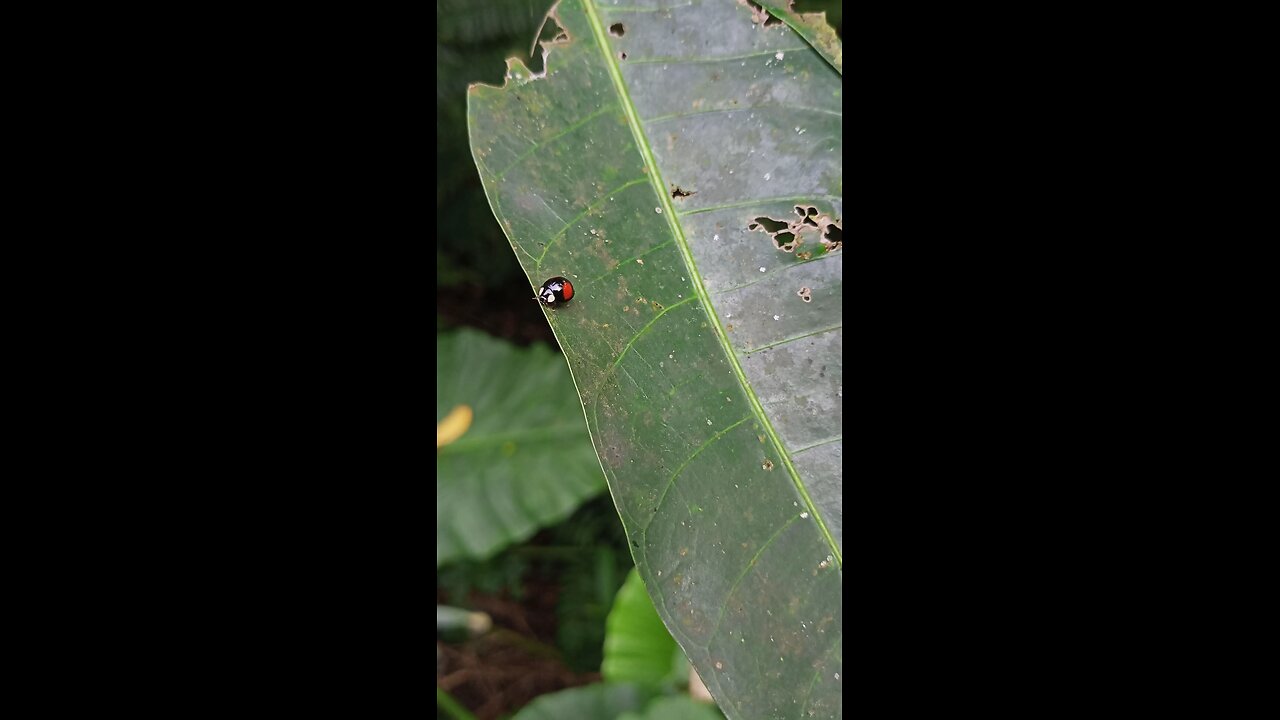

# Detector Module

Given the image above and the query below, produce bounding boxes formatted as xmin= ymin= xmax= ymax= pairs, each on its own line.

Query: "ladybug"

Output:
xmin=538 ymin=276 xmax=574 ymax=307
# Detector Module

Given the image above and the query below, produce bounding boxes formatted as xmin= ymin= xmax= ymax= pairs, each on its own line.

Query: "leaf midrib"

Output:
xmin=581 ymin=0 xmax=842 ymax=568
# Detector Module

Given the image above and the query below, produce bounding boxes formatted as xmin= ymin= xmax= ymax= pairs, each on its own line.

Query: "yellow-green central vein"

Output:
xmin=582 ymin=0 xmax=841 ymax=567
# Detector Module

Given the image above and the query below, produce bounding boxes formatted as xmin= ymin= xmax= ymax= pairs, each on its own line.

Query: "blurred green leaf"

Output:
xmin=437 ymin=548 xmax=529 ymax=602
xmin=437 ymin=329 xmax=606 ymax=566
xmin=510 ymin=683 xmax=656 ymax=720
xmin=619 ymin=696 xmax=725 ymax=720
xmin=437 ymin=0 xmax=557 ymax=290
xmin=602 ymin=569 xmax=682 ymax=687
xmin=437 ymin=687 xmax=479 ymax=720
xmin=554 ymin=525 xmax=630 ymax=672
xmin=438 ymin=0 xmax=557 ymax=45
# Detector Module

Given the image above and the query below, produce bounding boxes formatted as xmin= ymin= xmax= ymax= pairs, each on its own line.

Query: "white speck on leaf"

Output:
xmin=763 ymin=172 xmax=771 ymax=181
xmin=655 ymin=207 xmax=662 ymax=214
xmin=759 ymin=267 xmax=766 ymax=272
xmin=775 ymin=51 xmax=784 ymax=60
xmin=773 ymin=315 xmax=780 ymax=321
xmin=713 ymin=234 xmax=719 ymax=241
xmin=801 ymin=512 xmax=809 ymax=518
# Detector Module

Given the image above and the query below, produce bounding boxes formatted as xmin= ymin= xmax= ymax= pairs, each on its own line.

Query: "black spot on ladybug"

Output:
xmin=538 ymin=276 xmax=574 ymax=307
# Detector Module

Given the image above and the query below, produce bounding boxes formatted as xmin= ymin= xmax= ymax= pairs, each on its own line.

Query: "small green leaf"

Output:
xmin=603 ymin=569 xmax=680 ymax=686
xmin=620 ymin=696 xmax=725 ymax=720
xmin=510 ymin=683 xmax=656 ymax=720
xmin=437 ymin=330 xmax=605 ymax=566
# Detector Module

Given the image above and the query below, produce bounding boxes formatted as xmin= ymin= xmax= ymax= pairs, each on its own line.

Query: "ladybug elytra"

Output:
xmin=538 ymin=277 xmax=574 ymax=307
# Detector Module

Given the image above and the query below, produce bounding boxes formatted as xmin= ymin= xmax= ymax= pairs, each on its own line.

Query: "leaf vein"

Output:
xmin=536 ymin=177 xmax=649 ymax=268
xmin=495 ymin=105 xmax=614 ymax=180
xmin=641 ymin=413 xmax=753 ymax=533
xmin=609 ymin=295 xmax=696 ymax=370
xmin=742 ymin=324 xmax=842 ymax=355
xmin=624 ymin=45 xmax=810 ymax=65
xmin=677 ymin=194 xmax=842 ymax=217
xmin=706 ymin=513 xmax=804 ymax=641
xmin=644 ymin=104 xmax=841 ymax=125
xmin=711 ymin=251 xmax=839 ymax=295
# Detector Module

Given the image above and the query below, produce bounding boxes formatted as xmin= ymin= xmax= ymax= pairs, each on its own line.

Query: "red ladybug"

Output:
xmin=538 ymin=277 xmax=574 ymax=307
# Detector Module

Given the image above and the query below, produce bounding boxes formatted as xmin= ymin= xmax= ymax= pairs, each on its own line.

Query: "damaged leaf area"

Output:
xmin=752 ymin=1 xmax=842 ymax=74
xmin=468 ymin=2 xmax=841 ymax=719
xmin=748 ymin=204 xmax=841 ymax=254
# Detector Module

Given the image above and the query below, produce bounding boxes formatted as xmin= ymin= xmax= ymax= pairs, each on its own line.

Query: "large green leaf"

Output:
xmin=436 ymin=330 xmax=606 ymax=566
xmin=468 ymin=2 xmax=842 ymax=718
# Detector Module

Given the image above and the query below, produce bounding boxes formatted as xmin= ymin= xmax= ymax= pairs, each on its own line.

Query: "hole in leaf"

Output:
xmin=619 ymin=51 xmax=627 ymax=60
xmin=822 ymin=224 xmax=842 ymax=252
xmin=798 ymin=287 xmax=812 ymax=302
xmin=743 ymin=1 xmax=785 ymax=27
xmin=671 ymin=185 xmax=695 ymax=199
xmin=807 ymin=207 xmax=819 ymax=216
xmin=610 ymin=23 xmax=625 ymax=36
xmin=536 ymin=13 xmax=571 ymax=45
xmin=748 ymin=223 xmax=759 ymax=230
xmin=751 ymin=216 xmax=788 ymax=233
xmin=762 ymin=458 xmax=774 ymax=470
xmin=803 ymin=216 xmax=819 ymax=227
xmin=774 ymin=231 xmax=795 ymax=247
